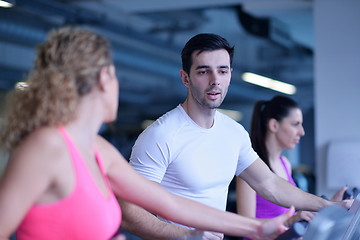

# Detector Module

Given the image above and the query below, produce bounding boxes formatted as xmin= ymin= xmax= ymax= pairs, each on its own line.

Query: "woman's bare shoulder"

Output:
xmin=11 ymin=127 xmax=67 ymax=168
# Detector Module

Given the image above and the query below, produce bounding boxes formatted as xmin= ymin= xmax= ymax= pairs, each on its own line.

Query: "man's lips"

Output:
xmin=207 ymin=90 xmax=221 ymax=95
xmin=207 ymin=91 xmax=221 ymax=99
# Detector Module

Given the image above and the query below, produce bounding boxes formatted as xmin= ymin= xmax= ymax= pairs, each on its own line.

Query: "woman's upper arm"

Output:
xmin=0 ymin=131 xmax=59 ymax=237
xmin=236 ymin=176 xmax=256 ymax=218
xmin=96 ymin=136 xmax=175 ymax=214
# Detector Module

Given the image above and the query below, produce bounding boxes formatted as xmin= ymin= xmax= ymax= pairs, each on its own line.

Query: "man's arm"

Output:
xmin=119 ymin=198 xmax=192 ymax=240
xmin=239 ymin=158 xmax=331 ymax=212
xmin=236 ymin=176 xmax=256 ymax=217
xmin=118 ymin=198 xmax=223 ymax=240
xmin=103 ymin=139 xmax=292 ymax=239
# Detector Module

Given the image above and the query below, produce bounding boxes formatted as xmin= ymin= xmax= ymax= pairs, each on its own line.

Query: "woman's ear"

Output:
xmin=268 ymin=118 xmax=279 ymax=133
xmin=98 ymin=65 xmax=112 ymax=91
xmin=180 ymin=69 xmax=190 ymax=88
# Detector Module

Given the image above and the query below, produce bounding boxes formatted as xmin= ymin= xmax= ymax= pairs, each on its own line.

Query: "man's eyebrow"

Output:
xmin=218 ymin=65 xmax=230 ymax=69
xmin=195 ymin=65 xmax=210 ymax=70
xmin=195 ymin=65 xmax=230 ymax=70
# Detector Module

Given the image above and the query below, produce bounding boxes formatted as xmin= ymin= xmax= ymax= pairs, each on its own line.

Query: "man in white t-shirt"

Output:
xmin=119 ymin=33 xmax=351 ymax=240
xmin=130 ymin=104 xmax=256 ymax=213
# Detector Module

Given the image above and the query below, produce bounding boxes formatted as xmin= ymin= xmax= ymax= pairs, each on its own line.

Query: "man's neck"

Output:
xmin=181 ymin=100 xmax=216 ymax=129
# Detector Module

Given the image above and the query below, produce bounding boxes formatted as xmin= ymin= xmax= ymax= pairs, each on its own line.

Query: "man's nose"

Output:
xmin=210 ymin=72 xmax=220 ymax=85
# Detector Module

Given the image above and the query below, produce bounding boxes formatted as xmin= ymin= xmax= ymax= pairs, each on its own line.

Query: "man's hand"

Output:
xmin=329 ymin=186 xmax=354 ymax=209
xmin=331 ymin=186 xmax=349 ymax=201
xmin=336 ymin=199 xmax=354 ymax=209
xmin=254 ymin=206 xmax=295 ymax=240
xmin=286 ymin=210 xmax=316 ymax=226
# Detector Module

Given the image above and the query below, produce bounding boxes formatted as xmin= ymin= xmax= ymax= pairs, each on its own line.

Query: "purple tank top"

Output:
xmin=242 ymin=157 xmax=296 ymax=239
xmin=255 ymin=156 xmax=296 ymax=219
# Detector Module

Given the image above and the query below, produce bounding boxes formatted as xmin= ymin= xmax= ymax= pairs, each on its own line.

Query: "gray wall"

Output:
xmin=315 ymin=0 xmax=360 ymax=196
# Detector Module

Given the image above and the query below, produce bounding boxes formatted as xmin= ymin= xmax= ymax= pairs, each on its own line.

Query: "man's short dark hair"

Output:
xmin=181 ymin=33 xmax=234 ymax=74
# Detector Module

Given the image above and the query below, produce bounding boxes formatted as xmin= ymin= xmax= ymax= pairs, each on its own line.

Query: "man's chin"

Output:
xmin=208 ymin=105 xmax=221 ymax=110
xmin=203 ymin=99 xmax=223 ymax=109
xmin=210 ymin=101 xmax=223 ymax=109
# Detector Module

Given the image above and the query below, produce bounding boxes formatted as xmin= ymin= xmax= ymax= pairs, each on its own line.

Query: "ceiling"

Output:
xmin=0 ymin=0 xmax=314 ymax=136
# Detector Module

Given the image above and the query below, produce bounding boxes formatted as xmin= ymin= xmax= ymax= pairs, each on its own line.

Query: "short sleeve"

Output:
xmin=129 ymin=123 xmax=171 ymax=183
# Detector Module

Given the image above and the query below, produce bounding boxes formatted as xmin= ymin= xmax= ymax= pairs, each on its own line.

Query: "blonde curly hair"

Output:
xmin=0 ymin=26 xmax=113 ymax=152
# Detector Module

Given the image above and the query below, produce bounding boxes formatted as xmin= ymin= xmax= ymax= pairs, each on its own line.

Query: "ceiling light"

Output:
xmin=0 ymin=0 xmax=15 ymax=8
xmin=15 ymin=81 xmax=28 ymax=90
xmin=141 ymin=120 xmax=155 ymax=130
xmin=242 ymin=72 xmax=296 ymax=95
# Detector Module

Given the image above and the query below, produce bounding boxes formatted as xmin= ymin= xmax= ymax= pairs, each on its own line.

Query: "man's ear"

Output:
xmin=268 ymin=118 xmax=279 ymax=133
xmin=180 ymin=70 xmax=190 ymax=87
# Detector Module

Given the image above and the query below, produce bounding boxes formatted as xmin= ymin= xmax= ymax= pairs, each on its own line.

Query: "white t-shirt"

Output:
xmin=130 ymin=105 xmax=258 ymax=212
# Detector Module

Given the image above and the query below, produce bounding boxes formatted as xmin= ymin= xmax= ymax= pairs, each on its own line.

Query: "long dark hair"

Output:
xmin=250 ymin=95 xmax=299 ymax=170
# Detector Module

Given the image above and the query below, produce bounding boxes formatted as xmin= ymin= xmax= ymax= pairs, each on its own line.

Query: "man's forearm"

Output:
xmin=261 ymin=175 xmax=330 ymax=211
xmin=118 ymin=198 xmax=197 ymax=240
xmin=240 ymin=160 xmax=331 ymax=212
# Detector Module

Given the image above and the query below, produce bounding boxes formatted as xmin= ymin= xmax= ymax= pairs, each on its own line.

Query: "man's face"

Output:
xmin=185 ymin=49 xmax=232 ymax=109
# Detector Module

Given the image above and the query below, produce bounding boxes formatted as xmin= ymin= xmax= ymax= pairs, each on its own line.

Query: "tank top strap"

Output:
xmin=279 ymin=156 xmax=296 ymax=186
xmin=93 ymin=148 xmax=113 ymax=191
xmin=57 ymin=126 xmax=87 ymax=179
xmin=94 ymin=149 xmax=105 ymax=174
xmin=57 ymin=126 xmax=79 ymax=162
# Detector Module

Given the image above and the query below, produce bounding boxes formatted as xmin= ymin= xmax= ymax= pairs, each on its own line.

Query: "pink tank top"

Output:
xmin=16 ymin=127 xmax=121 ymax=240
xmin=255 ymin=157 xmax=296 ymax=219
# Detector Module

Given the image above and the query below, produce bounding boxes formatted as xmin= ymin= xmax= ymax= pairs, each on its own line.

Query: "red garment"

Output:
xmin=16 ymin=127 xmax=121 ymax=240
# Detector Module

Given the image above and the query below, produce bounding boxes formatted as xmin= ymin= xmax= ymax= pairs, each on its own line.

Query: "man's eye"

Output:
xmin=198 ymin=71 xmax=208 ymax=75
